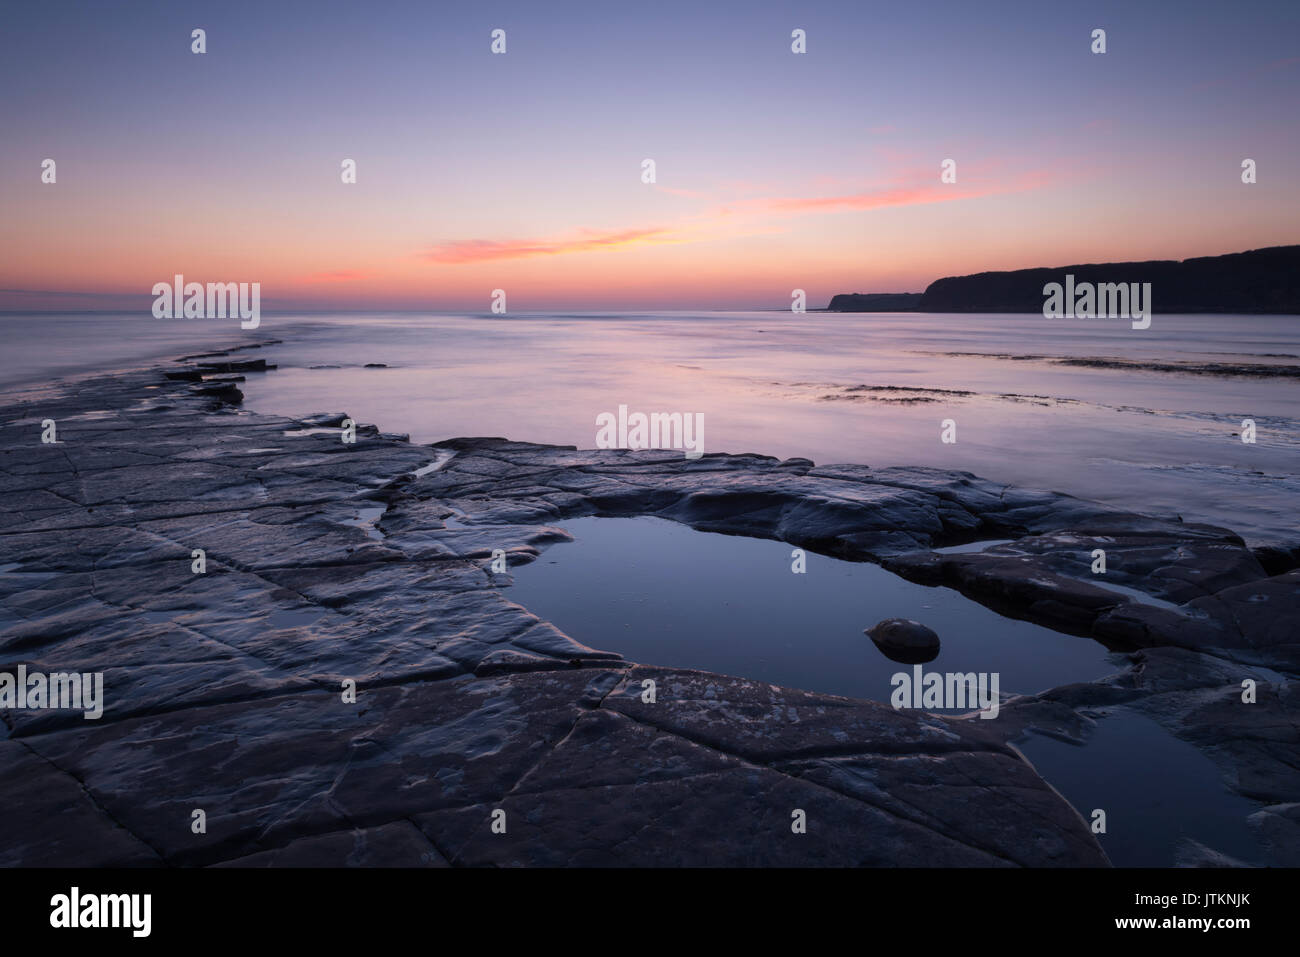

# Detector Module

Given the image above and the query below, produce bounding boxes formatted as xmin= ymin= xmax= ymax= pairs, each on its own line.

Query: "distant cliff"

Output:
xmin=914 ymin=246 xmax=1300 ymax=314
xmin=826 ymin=246 xmax=1300 ymax=314
xmin=826 ymin=292 xmax=923 ymax=311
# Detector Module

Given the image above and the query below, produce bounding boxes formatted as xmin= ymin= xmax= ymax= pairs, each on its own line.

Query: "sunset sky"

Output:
xmin=2 ymin=0 xmax=1297 ymax=311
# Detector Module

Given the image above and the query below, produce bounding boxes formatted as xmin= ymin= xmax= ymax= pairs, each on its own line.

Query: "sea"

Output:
xmin=5 ymin=310 xmax=1296 ymax=549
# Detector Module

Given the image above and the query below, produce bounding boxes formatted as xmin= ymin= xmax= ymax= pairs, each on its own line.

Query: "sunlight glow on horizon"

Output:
xmin=1 ymin=0 xmax=1297 ymax=311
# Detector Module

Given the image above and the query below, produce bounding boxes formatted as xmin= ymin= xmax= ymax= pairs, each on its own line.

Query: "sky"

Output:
xmin=1 ymin=0 xmax=1297 ymax=311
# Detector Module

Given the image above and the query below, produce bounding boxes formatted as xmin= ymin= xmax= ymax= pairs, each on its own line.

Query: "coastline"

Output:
xmin=1 ymin=345 xmax=1296 ymax=866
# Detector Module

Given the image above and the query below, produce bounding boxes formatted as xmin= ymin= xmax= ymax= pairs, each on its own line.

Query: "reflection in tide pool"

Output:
xmin=1019 ymin=708 xmax=1264 ymax=867
xmin=508 ymin=515 xmax=1118 ymax=705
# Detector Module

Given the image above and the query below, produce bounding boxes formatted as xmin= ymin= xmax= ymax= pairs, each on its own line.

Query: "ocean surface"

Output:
xmin=5 ymin=310 xmax=1298 ymax=549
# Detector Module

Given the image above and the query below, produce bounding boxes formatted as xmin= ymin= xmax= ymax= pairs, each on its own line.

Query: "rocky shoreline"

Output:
xmin=1 ymin=347 xmax=1295 ymax=866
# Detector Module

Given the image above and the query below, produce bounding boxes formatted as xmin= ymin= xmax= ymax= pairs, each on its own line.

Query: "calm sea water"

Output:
xmin=5 ymin=310 xmax=1298 ymax=548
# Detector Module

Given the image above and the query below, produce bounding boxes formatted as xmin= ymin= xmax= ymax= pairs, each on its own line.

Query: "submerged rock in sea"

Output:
xmin=0 ymin=345 xmax=1295 ymax=867
xmin=866 ymin=618 xmax=940 ymax=663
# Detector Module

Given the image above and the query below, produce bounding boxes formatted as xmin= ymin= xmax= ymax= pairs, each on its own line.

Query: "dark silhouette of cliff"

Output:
xmin=826 ymin=292 xmax=923 ymax=311
xmin=826 ymin=246 xmax=1300 ymax=314
xmin=915 ymin=246 xmax=1300 ymax=314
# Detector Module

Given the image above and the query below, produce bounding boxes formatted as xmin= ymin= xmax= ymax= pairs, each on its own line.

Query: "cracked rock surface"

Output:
xmin=2 ymin=347 xmax=1294 ymax=866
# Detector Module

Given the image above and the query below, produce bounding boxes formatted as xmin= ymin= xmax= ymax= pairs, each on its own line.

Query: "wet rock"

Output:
xmin=866 ymin=618 xmax=941 ymax=663
xmin=1174 ymin=839 xmax=1251 ymax=868
xmin=0 ymin=740 xmax=161 ymax=867
xmin=1249 ymin=804 xmax=1300 ymax=866
xmin=189 ymin=381 xmax=243 ymax=404
xmin=195 ymin=358 xmax=271 ymax=374
xmin=215 ymin=820 xmax=446 ymax=867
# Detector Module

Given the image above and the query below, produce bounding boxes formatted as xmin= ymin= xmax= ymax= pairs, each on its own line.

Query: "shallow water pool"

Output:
xmin=508 ymin=515 xmax=1118 ymax=705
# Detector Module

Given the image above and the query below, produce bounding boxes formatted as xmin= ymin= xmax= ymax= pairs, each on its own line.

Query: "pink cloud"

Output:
xmin=723 ymin=167 xmax=1056 ymax=217
xmin=421 ymin=227 xmax=681 ymax=264
xmin=419 ymin=169 xmax=1055 ymax=265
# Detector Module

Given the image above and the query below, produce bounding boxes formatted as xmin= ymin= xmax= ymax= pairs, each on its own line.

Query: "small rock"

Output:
xmin=866 ymin=618 xmax=940 ymax=664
